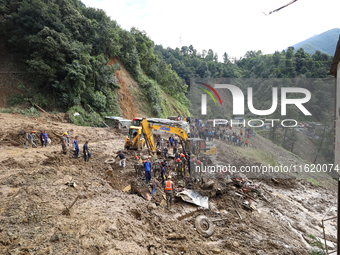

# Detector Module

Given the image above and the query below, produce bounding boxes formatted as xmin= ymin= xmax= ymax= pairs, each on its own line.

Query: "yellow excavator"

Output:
xmin=124 ymin=118 xmax=217 ymax=157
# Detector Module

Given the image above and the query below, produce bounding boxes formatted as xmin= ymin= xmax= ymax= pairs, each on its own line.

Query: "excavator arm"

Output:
xmin=140 ymin=119 xmax=157 ymax=154
xmin=140 ymin=118 xmax=189 ymax=154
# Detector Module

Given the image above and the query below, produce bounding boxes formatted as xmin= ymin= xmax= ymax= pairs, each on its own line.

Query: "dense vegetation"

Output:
xmin=0 ymin=0 xmax=188 ymax=119
xmin=0 ymin=0 xmax=336 ymax=162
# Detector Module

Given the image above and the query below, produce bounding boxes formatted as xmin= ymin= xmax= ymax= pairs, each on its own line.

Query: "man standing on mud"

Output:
xmin=25 ymin=132 xmax=31 ymax=149
xmin=39 ymin=131 xmax=44 ymax=147
xmin=165 ymin=176 xmax=174 ymax=208
xmin=116 ymin=150 xmax=126 ymax=170
xmin=83 ymin=141 xmax=91 ymax=162
xmin=144 ymin=158 xmax=152 ymax=183
xmin=43 ymin=130 xmax=48 ymax=147
xmin=62 ymin=132 xmax=67 ymax=155
xmin=73 ymin=136 xmax=79 ymax=158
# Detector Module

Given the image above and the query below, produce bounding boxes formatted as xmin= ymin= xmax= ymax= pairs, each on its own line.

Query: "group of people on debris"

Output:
xmin=24 ymin=130 xmax=49 ymax=149
xmin=130 ymin=148 xmax=209 ymax=207
xmin=60 ymin=132 xmax=91 ymax=162
xmin=24 ymin=130 xmax=92 ymax=162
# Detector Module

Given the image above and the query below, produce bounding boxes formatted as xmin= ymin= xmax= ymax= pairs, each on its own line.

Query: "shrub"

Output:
xmin=67 ymin=105 xmax=104 ymax=127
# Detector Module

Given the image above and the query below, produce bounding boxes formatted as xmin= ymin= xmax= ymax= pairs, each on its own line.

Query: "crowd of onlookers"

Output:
xmin=190 ymin=120 xmax=256 ymax=147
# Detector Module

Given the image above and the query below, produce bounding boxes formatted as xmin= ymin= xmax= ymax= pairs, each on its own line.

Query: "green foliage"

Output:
xmin=308 ymin=234 xmax=325 ymax=255
xmin=67 ymin=105 xmax=103 ymax=127
xmin=0 ymin=0 xmax=189 ymax=119
xmin=0 ymin=107 xmax=41 ymax=117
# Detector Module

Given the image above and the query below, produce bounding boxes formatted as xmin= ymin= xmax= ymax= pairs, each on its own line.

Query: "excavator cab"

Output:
xmin=124 ymin=126 xmax=144 ymax=150
xmin=185 ymin=138 xmax=206 ymax=157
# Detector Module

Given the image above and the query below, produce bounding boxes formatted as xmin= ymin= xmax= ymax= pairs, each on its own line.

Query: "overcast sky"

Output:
xmin=81 ymin=0 xmax=340 ymax=60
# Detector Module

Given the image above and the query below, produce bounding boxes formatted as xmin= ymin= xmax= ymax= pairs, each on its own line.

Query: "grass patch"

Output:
xmin=306 ymin=178 xmax=320 ymax=186
xmin=308 ymin=234 xmax=325 ymax=255
xmin=234 ymin=146 xmax=278 ymax=166
xmin=0 ymin=107 xmax=41 ymax=117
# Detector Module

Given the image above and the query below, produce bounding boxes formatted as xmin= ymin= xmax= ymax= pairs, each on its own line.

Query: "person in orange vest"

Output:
xmin=244 ymin=139 xmax=249 ymax=147
xmin=165 ymin=176 xmax=174 ymax=208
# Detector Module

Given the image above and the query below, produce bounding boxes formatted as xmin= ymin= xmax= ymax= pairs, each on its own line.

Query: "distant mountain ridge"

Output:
xmin=289 ymin=28 xmax=340 ymax=56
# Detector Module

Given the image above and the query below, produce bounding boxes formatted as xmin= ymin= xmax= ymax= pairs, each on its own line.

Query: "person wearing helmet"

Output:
xmin=165 ymin=175 xmax=174 ymax=208
xmin=175 ymin=157 xmax=182 ymax=179
xmin=181 ymin=153 xmax=187 ymax=177
xmin=30 ymin=131 xmax=37 ymax=148
xmin=62 ymin=132 xmax=68 ymax=155
xmin=134 ymin=156 xmax=140 ymax=176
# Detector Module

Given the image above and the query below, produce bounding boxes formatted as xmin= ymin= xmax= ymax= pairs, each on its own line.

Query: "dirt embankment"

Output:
xmin=108 ymin=58 xmax=149 ymax=119
xmin=0 ymin=113 xmax=337 ymax=254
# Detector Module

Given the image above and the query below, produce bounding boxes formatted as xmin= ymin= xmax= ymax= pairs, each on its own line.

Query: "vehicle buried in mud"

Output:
xmin=176 ymin=189 xmax=209 ymax=209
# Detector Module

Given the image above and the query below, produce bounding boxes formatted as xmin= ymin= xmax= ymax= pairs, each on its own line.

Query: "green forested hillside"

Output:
xmin=154 ymin=45 xmax=333 ymax=82
xmin=290 ymin=28 xmax=340 ymax=56
xmin=0 ymin=0 xmax=189 ymax=119
xmin=0 ymin=0 xmax=335 ymax=125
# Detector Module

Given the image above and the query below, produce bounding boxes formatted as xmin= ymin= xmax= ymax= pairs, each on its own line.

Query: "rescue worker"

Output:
xmin=174 ymin=137 xmax=178 ymax=147
xmin=43 ymin=131 xmax=48 ymax=147
xmin=152 ymin=158 xmax=161 ymax=178
xmin=30 ymin=131 xmax=37 ymax=148
xmin=156 ymin=137 xmax=161 ymax=148
xmin=67 ymin=130 xmax=71 ymax=146
xmin=144 ymin=158 xmax=152 ymax=183
xmin=24 ymin=132 xmax=31 ymax=149
xmin=39 ymin=131 xmax=44 ymax=147
xmin=175 ymin=158 xmax=182 ymax=178
xmin=163 ymin=146 xmax=169 ymax=158
xmin=160 ymin=163 xmax=167 ymax=186
xmin=174 ymin=151 xmax=180 ymax=160
xmin=180 ymin=153 xmax=186 ymax=177
xmin=170 ymin=136 xmax=174 ymax=147
xmin=165 ymin=175 xmax=174 ymax=208
xmin=73 ymin=136 xmax=79 ymax=158
xmin=244 ymin=139 xmax=249 ymax=147
xmin=62 ymin=132 xmax=68 ymax=154
xmin=173 ymin=145 xmax=178 ymax=155
xmin=134 ymin=156 xmax=139 ymax=176
xmin=115 ymin=150 xmax=126 ymax=170
xmin=134 ymin=156 xmax=144 ymax=177
xmin=83 ymin=141 xmax=91 ymax=161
